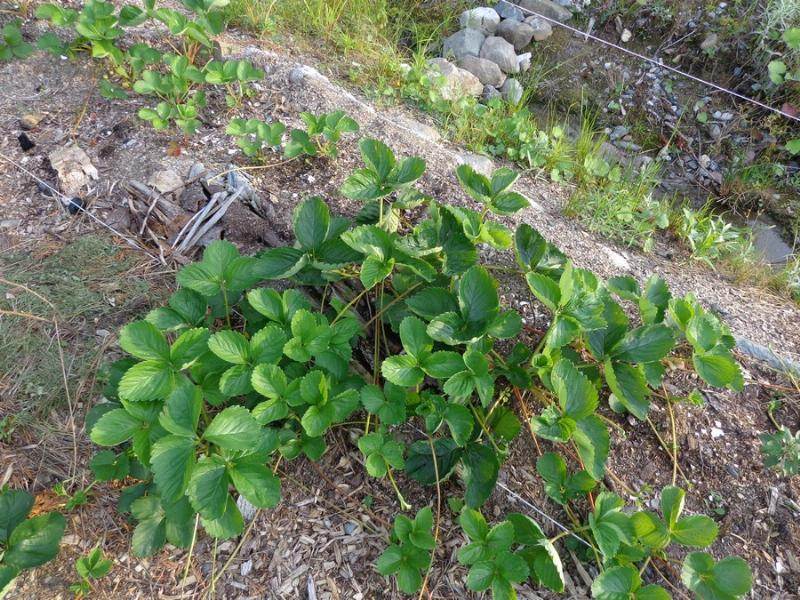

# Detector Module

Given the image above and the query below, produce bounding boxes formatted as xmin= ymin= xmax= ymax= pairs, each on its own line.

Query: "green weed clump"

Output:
xmin=82 ymin=138 xmax=752 ymax=599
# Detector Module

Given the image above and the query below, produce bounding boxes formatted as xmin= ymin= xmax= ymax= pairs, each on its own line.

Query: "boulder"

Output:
xmin=517 ymin=0 xmax=572 ymax=22
xmin=458 ymin=55 xmax=507 ymax=87
xmin=524 ymin=16 xmax=553 ymax=41
xmin=426 ymin=58 xmax=483 ymax=100
xmin=458 ymin=7 xmax=500 ymax=35
xmin=495 ymin=0 xmax=524 ymax=21
xmin=501 ymin=78 xmax=524 ymax=104
xmin=455 ymin=151 xmax=495 ymax=176
xmin=442 ymin=28 xmax=485 ymax=60
xmin=479 ymin=36 xmax=520 ymax=74
xmin=517 ymin=52 xmax=532 ymax=72
xmin=482 ymin=85 xmax=502 ymax=102
xmin=496 ymin=19 xmax=535 ymax=51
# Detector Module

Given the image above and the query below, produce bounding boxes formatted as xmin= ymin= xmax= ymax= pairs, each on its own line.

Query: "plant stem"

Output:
xmin=665 ymin=397 xmax=679 ymax=486
xmin=471 ymin=405 xmax=502 ymax=455
xmin=331 ymin=287 xmax=369 ymax=325
xmin=181 ymin=514 xmax=200 ymax=588
xmin=646 ymin=416 xmax=690 ymax=486
xmin=386 ymin=466 xmax=410 ymax=511
xmin=417 ymin=435 xmax=441 ymax=600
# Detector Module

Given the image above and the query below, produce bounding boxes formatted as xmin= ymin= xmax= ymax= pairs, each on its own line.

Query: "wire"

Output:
xmin=496 ymin=481 xmax=594 ymax=548
xmin=0 ymin=152 xmax=158 ymax=259
xmin=508 ymin=4 xmax=800 ymax=123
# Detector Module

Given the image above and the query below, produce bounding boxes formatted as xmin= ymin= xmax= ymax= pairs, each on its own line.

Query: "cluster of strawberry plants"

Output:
xmin=77 ymin=134 xmax=753 ymax=598
xmin=28 ymin=0 xmax=264 ymax=133
xmin=226 ymin=110 xmax=359 ymax=161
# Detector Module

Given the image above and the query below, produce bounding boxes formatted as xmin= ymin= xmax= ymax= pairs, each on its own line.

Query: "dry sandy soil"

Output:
xmin=1 ymin=17 xmax=799 ymax=600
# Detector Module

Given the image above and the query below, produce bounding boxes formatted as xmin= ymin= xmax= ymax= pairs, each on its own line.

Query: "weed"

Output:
xmin=676 ymin=204 xmax=754 ymax=268
xmin=566 ymin=163 xmax=669 ymax=251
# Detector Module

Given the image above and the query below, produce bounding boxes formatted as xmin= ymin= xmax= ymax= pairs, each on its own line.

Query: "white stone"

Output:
xmin=459 ymin=7 xmax=501 ymax=35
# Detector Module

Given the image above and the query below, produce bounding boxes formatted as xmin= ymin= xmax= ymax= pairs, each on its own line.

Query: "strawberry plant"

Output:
xmin=36 ymin=0 xmax=125 ymax=67
xmin=283 ymin=111 xmax=360 ymax=159
xmin=376 ymin=507 xmax=435 ymax=593
xmin=134 ymin=54 xmax=207 ymax=134
xmin=0 ymin=488 xmax=65 ymax=597
xmin=0 ymin=21 xmax=34 ymax=61
xmin=203 ymin=59 xmax=263 ymax=107
xmin=761 ymin=426 xmax=800 ymax=476
xmin=83 ymin=138 xmax=753 ymax=599
xmin=226 ymin=118 xmax=286 ymax=158
xmin=69 ymin=547 xmax=112 ymax=597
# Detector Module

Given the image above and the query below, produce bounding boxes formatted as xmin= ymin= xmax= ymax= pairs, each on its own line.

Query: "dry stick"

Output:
xmin=417 ymin=434 xmax=441 ymax=600
xmin=179 ymin=188 xmax=245 ymax=252
xmin=0 ymin=308 xmax=50 ymax=322
xmin=181 ymin=514 xmax=201 ymax=590
xmin=208 ymin=539 xmax=219 ymax=600
xmin=204 ymin=157 xmax=299 ymax=184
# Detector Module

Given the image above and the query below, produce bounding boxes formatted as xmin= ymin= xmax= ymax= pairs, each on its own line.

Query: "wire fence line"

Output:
xmin=503 ymin=3 xmax=800 ymax=123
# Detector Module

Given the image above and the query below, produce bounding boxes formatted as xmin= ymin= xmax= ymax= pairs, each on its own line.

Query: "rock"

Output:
xmin=517 ymin=52 xmax=531 ymax=72
xmin=459 ymin=7 xmax=500 ymax=35
xmin=495 ymin=20 xmax=535 ymax=51
xmin=344 ymin=521 xmax=359 ymax=535
xmin=602 ymin=246 xmax=630 ymax=271
xmin=17 ymin=133 xmax=34 ymax=152
xmin=393 ymin=114 xmax=441 ymax=143
xmin=179 ymin=185 xmax=207 ymax=212
xmin=517 ymin=0 xmax=572 ymax=22
xmin=148 ymin=169 xmax=184 ymax=195
xmin=482 ymin=85 xmax=502 ymax=101
xmin=501 ymin=78 xmax=524 ymax=103
xmin=427 ymin=58 xmax=483 ymax=100
xmin=610 ymin=125 xmax=629 ymax=140
xmin=700 ymin=32 xmax=718 ymax=51
xmin=458 ymin=55 xmax=506 ymax=87
xmin=620 ymin=28 xmax=632 ymax=43
xmin=442 ymin=28 xmax=486 ymax=60
xmin=240 ymin=560 xmax=253 ymax=577
xmin=288 ymin=64 xmax=323 ymax=84
xmin=19 ymin=113 xmax=44 ymax=130
xmin=479 ymin=36 xmax=519 ymax=74
xmin=66 ymin=197 xmax=84 ymax=215
xmin=525 ymin=16 xmax=552 ymax=40
xmin=48 ymin=143 xmax=99 ymax=197
xmin=455 ymin=151 xmax=494 ymax=176
xmin=495 ymin=0 xmax=524 ymax=21
xmin=708 ymin=124 xmax=722 ymax=140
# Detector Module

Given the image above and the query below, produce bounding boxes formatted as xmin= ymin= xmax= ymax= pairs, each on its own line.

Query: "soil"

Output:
xmin=1 ymin=16 xmax=799 ymax=600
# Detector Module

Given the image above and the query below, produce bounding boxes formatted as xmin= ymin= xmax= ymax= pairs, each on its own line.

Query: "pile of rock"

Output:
xmin=429 ymin=1 xmax=571 ymax=103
